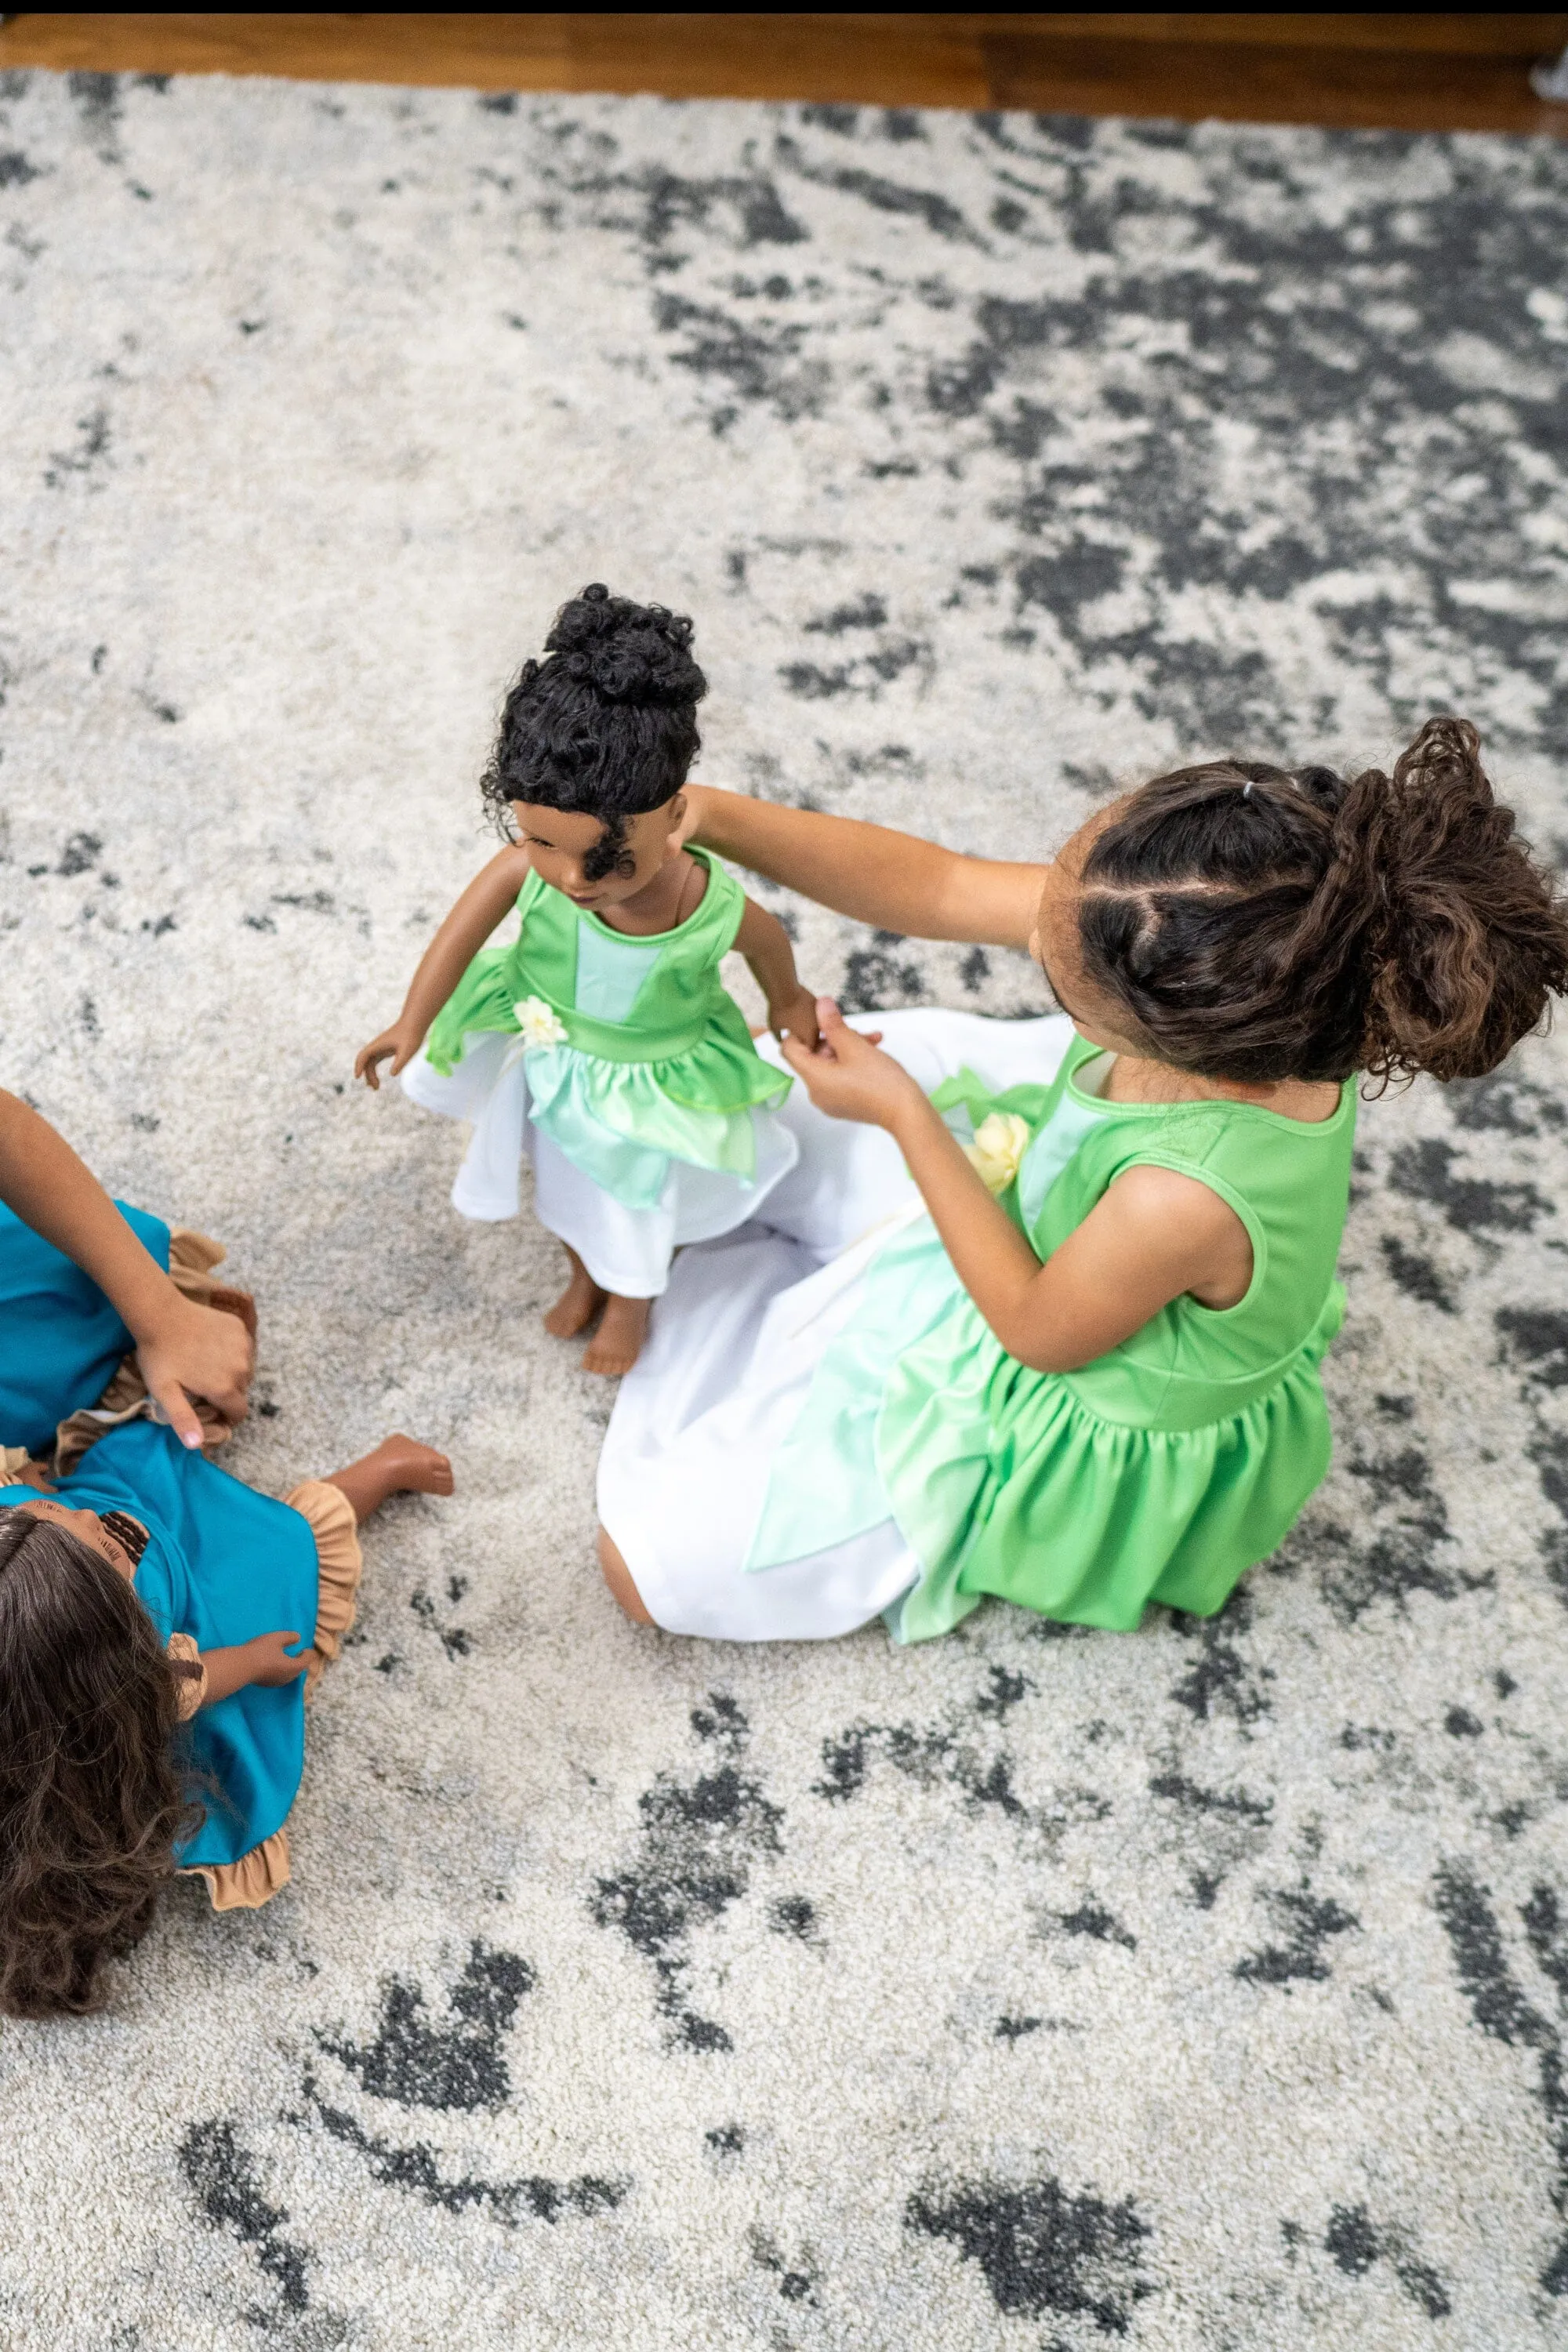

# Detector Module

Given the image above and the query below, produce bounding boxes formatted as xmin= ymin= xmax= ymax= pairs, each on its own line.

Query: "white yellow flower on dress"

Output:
xmin=512 ymin=996 xmax=569 ymax=1051
xmin=962 ymin=1109 xmax=1032 ymax=1195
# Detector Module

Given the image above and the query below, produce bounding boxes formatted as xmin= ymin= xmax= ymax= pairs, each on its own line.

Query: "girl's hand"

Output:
xmin=779 ymin=1000 xmax=917 ymax=1131
xmin=768 ymin=985 xmax=822 ymax=1054
xmin=355 ymin=1022 xmax=423 ymax=1091
xmin=135 ymin=1293 xmax=253 ymax=1446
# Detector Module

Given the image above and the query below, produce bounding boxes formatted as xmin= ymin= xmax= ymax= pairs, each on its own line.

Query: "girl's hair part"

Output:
xmin=481 ymin=584 xmax=707 ymax=882
xmin=1075 ymin=716 xmax=1568 ymax=1087
xmin=0 ymin=1511 xmax=196 ymax=2017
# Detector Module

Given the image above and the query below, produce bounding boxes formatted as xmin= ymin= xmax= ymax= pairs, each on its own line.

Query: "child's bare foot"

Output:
xmin=324 ymin=1434 xmax=454 ymax=1523
xmin=582 ymin=1293 xmax=651 ymax=1377
xmin=544 ymin=1246 xmax=607 ymax=1340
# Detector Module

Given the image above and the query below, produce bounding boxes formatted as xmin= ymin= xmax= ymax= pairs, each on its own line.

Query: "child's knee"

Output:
xmin=597 ymin=1526 xmax=654 ymax=1625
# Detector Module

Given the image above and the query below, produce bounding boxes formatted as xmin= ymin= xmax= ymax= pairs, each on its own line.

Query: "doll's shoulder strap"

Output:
xmin=684 ymin=847 xmax=746 ymax=957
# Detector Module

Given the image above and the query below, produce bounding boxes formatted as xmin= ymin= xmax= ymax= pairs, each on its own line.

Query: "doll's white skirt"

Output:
xmin=401 ymin=1033 xmax=799 ymax=1298
xmin=597 ymin=1009 xmax=1075 ymax=1640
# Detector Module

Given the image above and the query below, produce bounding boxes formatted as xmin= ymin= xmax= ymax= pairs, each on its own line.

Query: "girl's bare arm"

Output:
xmin=780 ymin=1007 xmax=1250 ymax=1374
xmin=732 ymin=895 xmax=822 ymax=1049
xmin=0 ymin=1092 xmax=253 ymax=1442
xmin=684 ymin=785 xmax=1047 ymax=953
xmin=356 ymin=846 xmax=533 ymax=1087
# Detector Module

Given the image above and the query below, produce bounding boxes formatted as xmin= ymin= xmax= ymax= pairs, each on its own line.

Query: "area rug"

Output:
xmin=2 ymin=67 xmax=1566 ymax=2350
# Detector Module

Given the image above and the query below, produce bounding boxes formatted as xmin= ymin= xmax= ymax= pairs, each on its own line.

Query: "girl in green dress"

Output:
xmin=357 ymin=587 xmax=819 ymax=1374
xmin=596 ymin=717 xmax=1568 ymax=1641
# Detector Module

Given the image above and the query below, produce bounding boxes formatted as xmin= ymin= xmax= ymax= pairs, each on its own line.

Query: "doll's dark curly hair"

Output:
xmin=0 ymin=1509 xmax=197 ymax=2016
xmin=481 ymin=584 xmax=707 ymax=883
xmin=1073 ymin=717 xmax=1568 ymax=1087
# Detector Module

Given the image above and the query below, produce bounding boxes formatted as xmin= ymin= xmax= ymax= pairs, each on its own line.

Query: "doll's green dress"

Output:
xmin=423 ymin=848 xmax=788 ymax=1207
xmin=405 ymin=848 xmax=797 ymax=1297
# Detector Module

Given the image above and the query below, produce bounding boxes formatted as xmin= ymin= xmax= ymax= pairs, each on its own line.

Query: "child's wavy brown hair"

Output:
xmin=1076 ymin=717 xmax=1568 ymax=1087
xmin=0 ymin=1510 xmax=196 ymax=2016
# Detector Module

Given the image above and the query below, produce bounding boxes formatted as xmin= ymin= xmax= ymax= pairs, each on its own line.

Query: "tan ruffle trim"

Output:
xmin=166 ymin=1631 xmax=207 ymax=1721
xmin=187 ymin=1831 xmax=292 ymax=1912
xmin=180 ymin=1480 xmax=361 ymax=1911
xmin=283 ymin=1479 xmax=364 ymax=1698
xmin=2 ymin=1444 xmax=34 ymax=1482
xmin=53 ymin=1228 xmax=257 ymax=1476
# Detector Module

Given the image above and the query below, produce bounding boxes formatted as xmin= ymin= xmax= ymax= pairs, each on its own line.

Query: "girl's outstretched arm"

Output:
xmin=0 ymin=1092 xmax=253 ymax=1443
xmin=356 ymin=844 xmax=532 ymax=1088
xmin=683 ymin=786 xmax=1047 ymax=953
xmin=780 ymin=1005 xmax=1250 ymax=1374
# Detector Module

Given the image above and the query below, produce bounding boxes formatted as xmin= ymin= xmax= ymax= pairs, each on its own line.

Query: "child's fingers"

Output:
xmin=147 ymin=1374 xmax=207 ymax=1451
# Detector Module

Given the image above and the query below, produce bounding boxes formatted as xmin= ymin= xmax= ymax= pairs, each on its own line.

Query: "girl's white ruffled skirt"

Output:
xmin=597 ymin=1009 xmax=1074 ymax=1640
xmin=401 ymin=1033 xmax=799 ymax=1298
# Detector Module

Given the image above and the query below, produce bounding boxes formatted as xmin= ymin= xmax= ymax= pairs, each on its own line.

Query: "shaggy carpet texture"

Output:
xmin=2 ymin=66 xmax=1566 ymax=2352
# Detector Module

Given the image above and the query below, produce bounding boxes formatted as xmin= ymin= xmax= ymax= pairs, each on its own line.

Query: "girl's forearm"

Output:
xmin=0 ymin=1093 xmax=181 ymax=1341
xmin=887 ymin=1094 xmax=1044 ymax=1353
xmin=688 ymin=787 xmax=1044 ymax=951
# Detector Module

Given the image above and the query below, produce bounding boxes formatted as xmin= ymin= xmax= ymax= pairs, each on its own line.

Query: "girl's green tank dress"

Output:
xmin=425 ymin=848 xmax=788 ymax=1208
xmin=746 ymin=1033 xmax=1356 ymax=1640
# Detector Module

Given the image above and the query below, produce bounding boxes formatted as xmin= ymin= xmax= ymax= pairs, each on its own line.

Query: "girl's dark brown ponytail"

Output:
xmin=1076 ymin=717 xmax=1568 ymax=1087
xmin=1323 ymin=717 xmax=1567 ymax=1085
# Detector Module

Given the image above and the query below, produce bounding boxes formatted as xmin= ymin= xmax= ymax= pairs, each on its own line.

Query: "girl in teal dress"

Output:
xmin=358 ymin=586 xmax=819 ymax=1374
xmin=596 ymin=718 xmax=1568 ymax=1641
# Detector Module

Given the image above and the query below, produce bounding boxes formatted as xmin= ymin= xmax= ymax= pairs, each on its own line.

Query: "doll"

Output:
xmin=357 ymin=585 xmax=818 ymax=1374
xmin=0 ymin=1426 xmax=452 ymax=2013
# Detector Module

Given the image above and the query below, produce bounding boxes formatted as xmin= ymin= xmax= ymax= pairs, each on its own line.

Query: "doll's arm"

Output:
xmin=781 ymin=1005 xmax=1252 ymax=1373
xmin=733 ymin=895 xmax=822 ymax=1051
xmin=355 ymin=845 xmax=532 ymax=1088
xmin=0 ymin=1092 xmax=253 ymax=1445
xmin=198 ymin=1629 xmax=315 ymax=1704
xmin=683 ymin=785 xmax=1048 ymax=953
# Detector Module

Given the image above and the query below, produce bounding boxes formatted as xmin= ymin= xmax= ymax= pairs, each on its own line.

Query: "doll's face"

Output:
xmin=510 ymin=797 xmax=686 ymax=911
xmin=15 ymin=1496 xmax=136 ymax=1580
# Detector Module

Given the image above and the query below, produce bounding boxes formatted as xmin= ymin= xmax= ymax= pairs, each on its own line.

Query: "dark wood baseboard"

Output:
xmin=0 ymin=14 xmax=1565 ymax=135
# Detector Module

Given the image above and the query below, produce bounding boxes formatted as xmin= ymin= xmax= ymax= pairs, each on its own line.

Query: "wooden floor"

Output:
xmin=0 ymin=13 xmax=1566 ymax=135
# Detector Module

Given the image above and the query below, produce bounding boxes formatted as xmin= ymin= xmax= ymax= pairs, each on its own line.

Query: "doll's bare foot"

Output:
xmin=324 ymin=1434 xmax=454 ymax=1523
xmin=582 ymin=1293 xmax=651 ymax=1377
xmin=544 ymin=1247 xmax=607 ymax=1340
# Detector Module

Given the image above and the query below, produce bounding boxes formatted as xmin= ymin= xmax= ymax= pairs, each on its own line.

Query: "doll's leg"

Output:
xmin=321 ymin=1433 xmax=454 ymax=1521
xmin=543 ymin=1244 xmax=606 ymax=1339
xmin=583 ymin=1294 xmax=652 ymax=1378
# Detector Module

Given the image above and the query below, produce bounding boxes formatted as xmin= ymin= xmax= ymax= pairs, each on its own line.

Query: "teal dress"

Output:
xmin=0 ymin=1208 xmax=315 ymax=1870
xmin=0 ymin=1198 xmax=170 ymax=1459
xmin=425 ymin=848 xmax=789 ymax=1210
xmin=746 ymin=1035 xmax=1356 ymax=1640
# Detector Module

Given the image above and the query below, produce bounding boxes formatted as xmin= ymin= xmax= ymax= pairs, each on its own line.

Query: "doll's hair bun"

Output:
xmin=544 ymin=585 xmax=706 ymax=711
xmin=483 ymin=586 xmax=708 ymax=868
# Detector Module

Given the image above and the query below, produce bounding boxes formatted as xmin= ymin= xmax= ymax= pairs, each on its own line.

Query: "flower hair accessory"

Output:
xmin=962 ymin=1110 xmax=1033 ymax=1196
xmin=512 ymin=996 xmax=570 ymax=1051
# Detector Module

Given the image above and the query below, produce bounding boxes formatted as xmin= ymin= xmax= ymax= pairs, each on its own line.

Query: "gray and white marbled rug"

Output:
xmin=2 ymin=67 xmax=1566 ymax=2351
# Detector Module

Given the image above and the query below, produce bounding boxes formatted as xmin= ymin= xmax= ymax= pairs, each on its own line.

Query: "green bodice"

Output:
xmin=425 ymin=850 xmax=789 ymax=1207
xmin=750 ymin=1033 xmax=1356 ymax=1642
